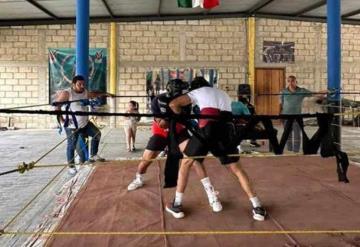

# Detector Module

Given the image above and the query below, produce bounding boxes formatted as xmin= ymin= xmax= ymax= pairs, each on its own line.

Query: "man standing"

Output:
xmin=280 ymin=75 xmax=323 ymax=153
xmin=55 ymin=75 xmax=108 ymax=175
xmin=166 ymin=77 xmax=266 ymax=221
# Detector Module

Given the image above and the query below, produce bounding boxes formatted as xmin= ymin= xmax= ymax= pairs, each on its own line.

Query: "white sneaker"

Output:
xmin=252 ymin=206 xmax=266 ymax=221
xmin=68 ymin=167 xmax=77 ymax=176
xmin=89 ymin=154 xmax=105 ymax=163
xmin=206 ymin=187 xmax=223 ymax=212
xmin=165 ymin=202 xmax=185 ymax=219
xmin=127 ymin=177 xmax=144 ymax=191
xmin=210 ymin=197 xmax=223 ymax=212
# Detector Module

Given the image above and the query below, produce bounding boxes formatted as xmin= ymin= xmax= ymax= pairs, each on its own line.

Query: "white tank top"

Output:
xmin=187 ymin=87 xmax=232 ymax=111
xmin=63 ymin=88 xmax=89 ymax=129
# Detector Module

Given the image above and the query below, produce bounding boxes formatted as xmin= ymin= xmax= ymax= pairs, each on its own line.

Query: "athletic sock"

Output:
xmin=174 ymin=191 xmax=183 ymax=206
xmin=135 ymin=173 xmax=143 ymax=181
xmin=201 ymin=177 xmax=211 ymax=187
xmin=201 ymin=177 xmax=216 ymax=199
xmin=250 ymin=196 xmax=261 ymax=208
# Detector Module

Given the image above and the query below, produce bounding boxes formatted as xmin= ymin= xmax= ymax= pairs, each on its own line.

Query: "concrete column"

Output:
xmin=327 ymin=0 xmax=341 ymax=148
xmin=247 ymin=17 xmax=255 ymax=103
xmin=75 ymin=0 xmax=90 ymax=82
xmin=109 ymin=22 xmax=117 ymax=128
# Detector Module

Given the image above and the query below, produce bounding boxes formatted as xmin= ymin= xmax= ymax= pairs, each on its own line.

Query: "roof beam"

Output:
xmin=2 ymin=13 xmax=360 ymax=27
xmin=100 ymin=0 xmax=114 ymax=18
xmin=158 ymin=0 xmax=162 ymax=16
xmin=293 ymin=0 xmax=326 ymax=16
xmin=257 ymin=13 xmax=360 ymax=25
xmin=25 ymin=0 xmax=58 ymax=20
xmin=342 ymin=8 xmax=360 ymax=18
xmin=247 ymin=0 xmax=275 ymax=15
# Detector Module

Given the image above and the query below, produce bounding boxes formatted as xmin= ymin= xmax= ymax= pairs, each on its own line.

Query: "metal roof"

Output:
xmin=0 ymin=0 xmax=360 ymax=26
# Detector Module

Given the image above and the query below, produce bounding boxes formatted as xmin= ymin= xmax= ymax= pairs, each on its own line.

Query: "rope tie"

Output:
xmin=17 ymin=161 xmax=36 ymax=174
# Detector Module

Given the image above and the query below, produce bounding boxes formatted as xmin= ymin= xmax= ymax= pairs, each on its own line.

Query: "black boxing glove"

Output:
xmin=157 ymin=93 xmax=175 ymax=120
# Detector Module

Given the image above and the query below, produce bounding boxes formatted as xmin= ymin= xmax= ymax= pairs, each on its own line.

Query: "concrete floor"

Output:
xmin=0 ymin=124 xmax=359 ymax=246
xmin=0 ymin=127 xmax=152 ymax=221
xmin=0 ymin=127 xmax=155 ymax=247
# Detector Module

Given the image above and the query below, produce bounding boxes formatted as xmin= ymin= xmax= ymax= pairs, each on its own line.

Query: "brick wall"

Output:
xmin=115 ymin=19 xmax=246 ymax=114
xmin=0 ymin=24 xmax=109 ymax=128
xmin=0 ymin=18 xmax=359 ymax=129
xmin=256 ymin=19 xmax=360 ymax=97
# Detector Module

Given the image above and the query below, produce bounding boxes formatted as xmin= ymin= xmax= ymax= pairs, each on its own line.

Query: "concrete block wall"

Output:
xmin=0 ymin=24 xmax=109 ymax=129
xmin=0 ymin=18 xmax=359 ymax=129
xmin=256 ymin=19 xmax=360 ymax=101
xmin=115 ymin=19 xmax=247 ymax=115
xmin=256 ymin=19 xmax=325 ymax=92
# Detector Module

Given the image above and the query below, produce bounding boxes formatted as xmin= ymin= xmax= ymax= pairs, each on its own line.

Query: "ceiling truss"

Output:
xmin=0 ymin=0 xmax=360 ymax=26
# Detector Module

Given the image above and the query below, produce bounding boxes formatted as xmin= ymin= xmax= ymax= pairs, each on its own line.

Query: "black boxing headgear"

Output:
xmin=166 ymin=79 xmax=189 ymax=97
xmin=189 ymin=76 xmax=211 ymax=91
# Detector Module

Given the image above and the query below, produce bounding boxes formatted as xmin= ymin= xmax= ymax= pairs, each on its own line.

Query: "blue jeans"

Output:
xmin=284 ymin=121 xmax=301 ymax=153
xmin=65 ymin=122 xmax=101 ymax=164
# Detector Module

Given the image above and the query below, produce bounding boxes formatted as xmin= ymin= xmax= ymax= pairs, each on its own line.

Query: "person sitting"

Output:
xmin=231 ymin=99 xmax=250 ymax=152
xmin=238 ymin=95 xmax=262 ymax=147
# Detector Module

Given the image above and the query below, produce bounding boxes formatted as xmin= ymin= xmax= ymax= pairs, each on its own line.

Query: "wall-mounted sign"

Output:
xmin=263 ymin=41 xmax=295 ymax=63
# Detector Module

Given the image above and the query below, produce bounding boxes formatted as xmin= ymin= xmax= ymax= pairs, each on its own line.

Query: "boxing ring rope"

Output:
xmin=1 ymin=95 xmax=360 ymax=240
xmin=2 ymin=229 xmax=360 ymax=237
xmin=0 ymin=128 xmax=104 ymax=235
xmin=1 ymin=108 xmax=360 ymax=178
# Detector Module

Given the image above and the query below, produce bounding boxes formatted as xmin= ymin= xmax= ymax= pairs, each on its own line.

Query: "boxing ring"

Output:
xmin=2 ymin=156 xmax=360 ymax=246
xmin=1 ymin=98 xmax=360 ymax=247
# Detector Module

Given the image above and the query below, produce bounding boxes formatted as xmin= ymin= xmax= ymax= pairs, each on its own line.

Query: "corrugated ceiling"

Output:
xmin=0 ymin=0 xmax=359 ymax=26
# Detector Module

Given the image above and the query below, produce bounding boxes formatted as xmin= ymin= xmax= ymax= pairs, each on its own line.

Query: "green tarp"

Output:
xmin=48 ymin=48 xmax=107 ymax=103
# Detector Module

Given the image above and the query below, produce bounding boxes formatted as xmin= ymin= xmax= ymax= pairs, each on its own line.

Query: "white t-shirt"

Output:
xmin=187 ymin=87 xmax=232 ymax=111
xmin=63 ymin=88 xmax=89 ymax=129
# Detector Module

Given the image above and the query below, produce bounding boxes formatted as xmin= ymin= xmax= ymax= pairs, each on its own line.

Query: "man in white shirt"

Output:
xmin=55 ymin=75 xmax=110 ymax=175
xmin=165 ymin=77 xmax=266 ymax=221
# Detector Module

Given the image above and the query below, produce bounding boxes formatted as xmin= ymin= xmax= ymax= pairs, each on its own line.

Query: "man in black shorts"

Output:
xmin=127 ymin=79 xmax=222 ymax=215
xmin=166 ymin=77 xmax=267 ymax=221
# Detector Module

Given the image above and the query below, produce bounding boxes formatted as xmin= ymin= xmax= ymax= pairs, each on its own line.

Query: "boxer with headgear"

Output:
xmin=166 ymin=76 xmax=267 ymax=221
xmin=127 ymin=79 xmax=222 ymax=217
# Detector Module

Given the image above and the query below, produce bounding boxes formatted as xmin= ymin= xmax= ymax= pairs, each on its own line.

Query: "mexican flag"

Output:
xmin=177 ymin=0 xmax=219 ymax=9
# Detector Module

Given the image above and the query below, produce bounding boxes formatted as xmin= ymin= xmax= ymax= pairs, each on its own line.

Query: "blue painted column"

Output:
xmin=76 ymin=0 xmax=90 ymax=83
xmin=327 ymin=0 xmax=341 ymax=148
xmin=76 ymin=0 xmax=90 ymax=160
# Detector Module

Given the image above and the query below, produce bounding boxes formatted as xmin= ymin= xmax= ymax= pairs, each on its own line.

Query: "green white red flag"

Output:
xmin=177 ymin=0 xmax=219 ymax=9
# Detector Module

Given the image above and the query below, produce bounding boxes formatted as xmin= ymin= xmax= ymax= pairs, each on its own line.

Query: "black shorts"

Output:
xmin=146 ymin=135 xmax=168 ymax=151
xmin=145 ymin=129 xmax=190 ymax=152
xmin=184 ymin=122 xmax=239 ymax=165
xmin=176 ymin=128 xmax=190 ymax=145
